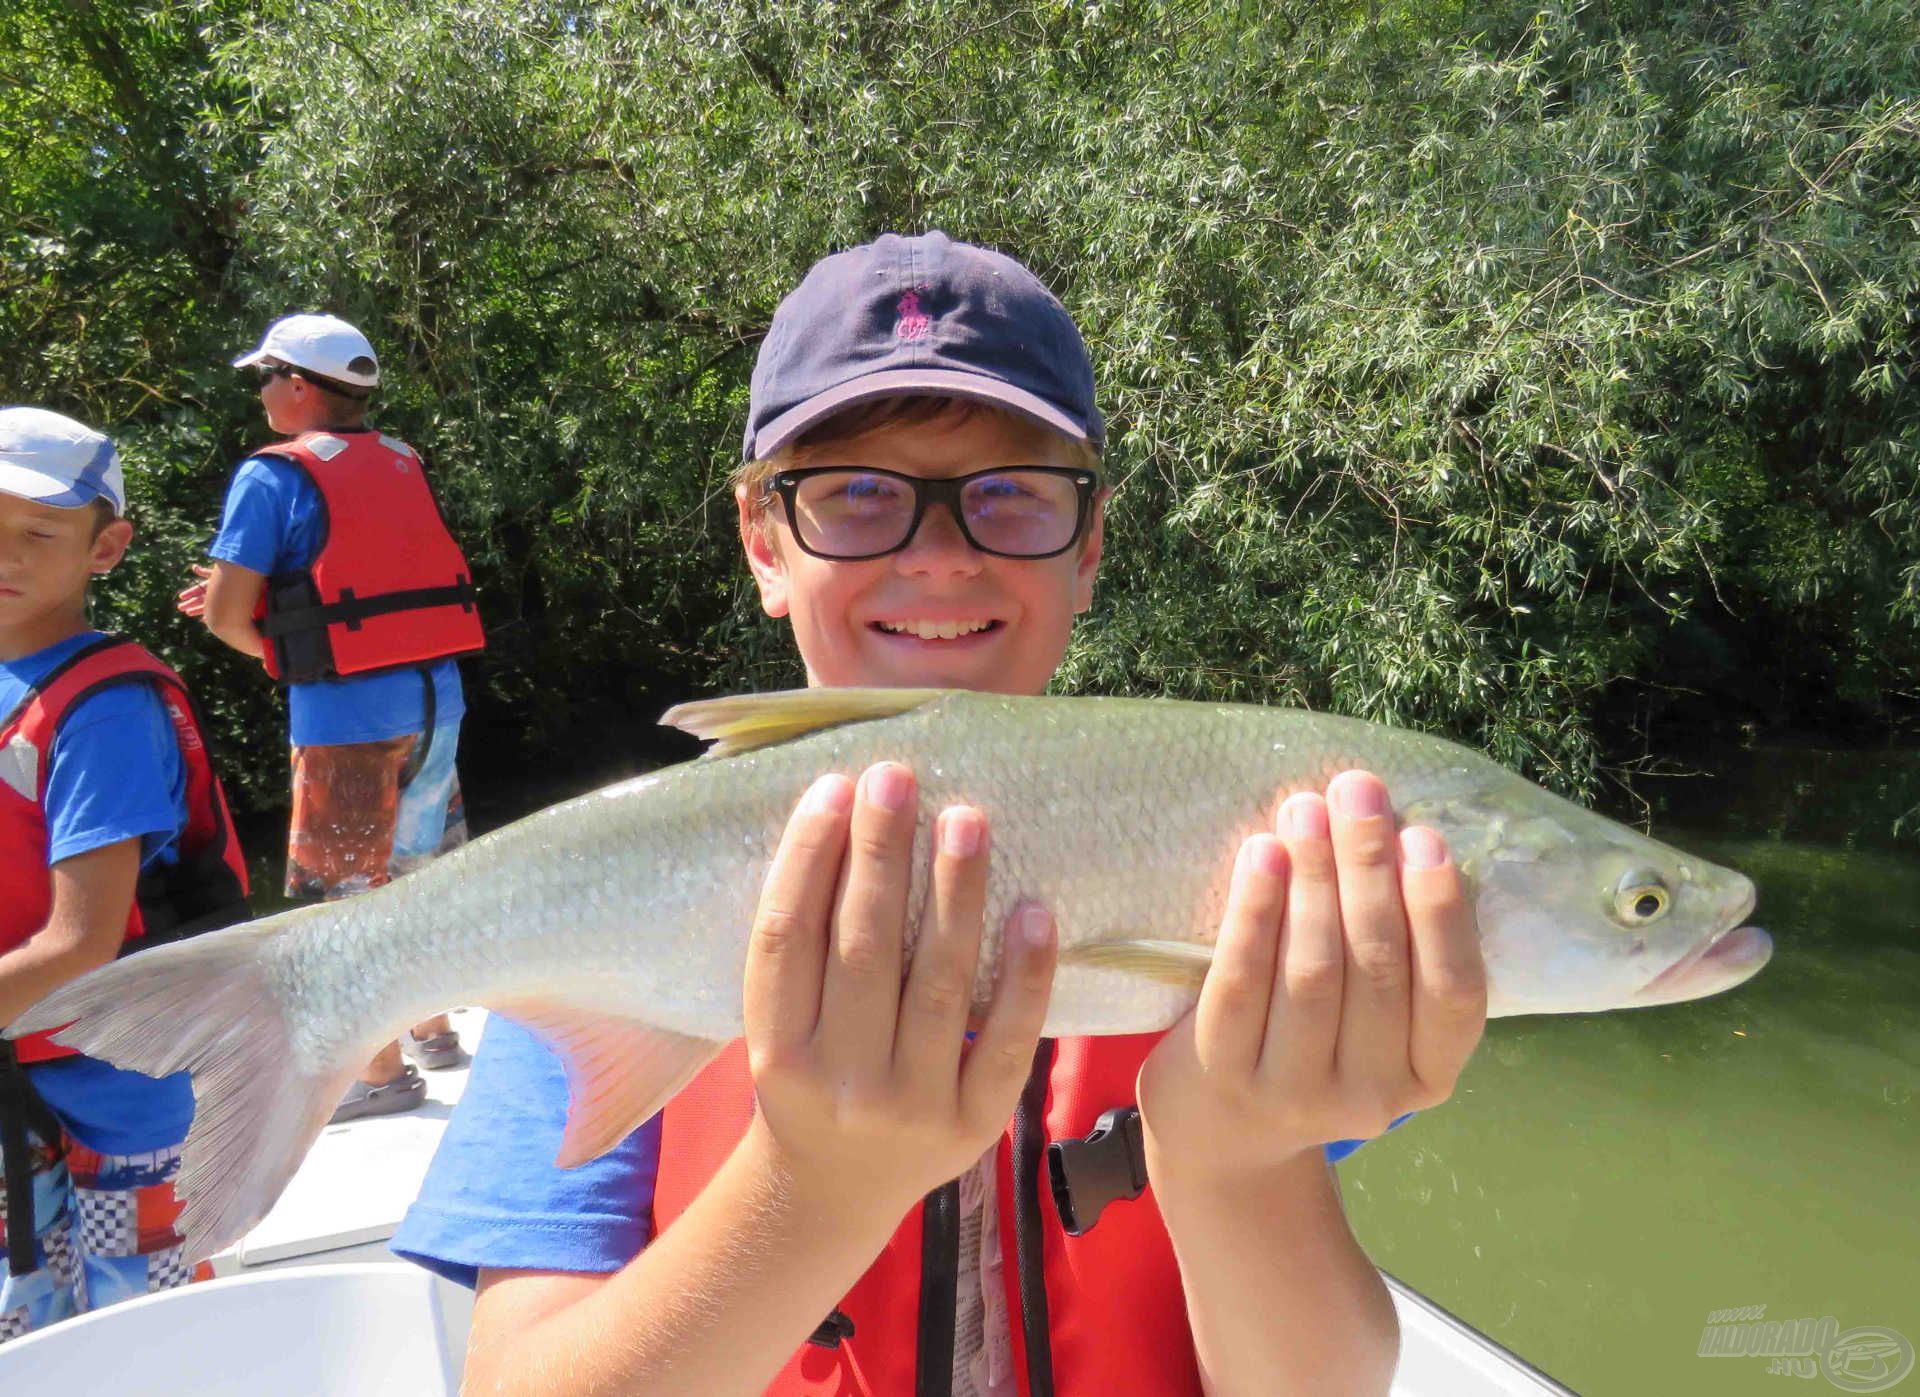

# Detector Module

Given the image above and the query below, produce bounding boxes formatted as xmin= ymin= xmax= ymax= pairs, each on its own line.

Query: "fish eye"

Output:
xmin=1614 ymin=872 xmax=1671 ymax=925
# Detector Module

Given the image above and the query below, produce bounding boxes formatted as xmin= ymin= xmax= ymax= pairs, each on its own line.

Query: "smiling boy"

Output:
xmin=0 ymin=407 xmax=248 ymax=1340
xmin=395 ymin=232 xmax=1488 ymax=1395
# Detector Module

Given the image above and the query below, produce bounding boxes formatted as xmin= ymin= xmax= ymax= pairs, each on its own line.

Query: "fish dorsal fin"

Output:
xmin=496 ymin=999 xmax=724 ymax=1168
xmin=662 ymin=688 xmax=945 ymax=758
xmin=1058 ymin=938 xmax=1215 ymax=990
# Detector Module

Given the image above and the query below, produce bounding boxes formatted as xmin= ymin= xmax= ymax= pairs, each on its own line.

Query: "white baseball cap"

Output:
xmin=232 ymin=313 xmax=380 ymax=392
xmin=0 ymin=407 xmax=126 ymax=516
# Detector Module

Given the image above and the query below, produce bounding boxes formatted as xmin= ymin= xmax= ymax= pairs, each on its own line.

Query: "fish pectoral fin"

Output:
xmin=1058 ymin=938 xmax=1215 ymax=989
xmin=661 ymin=688 xmax=946 ymax=757
xmin=498 ymin=1000 xmax=724 ymax=1169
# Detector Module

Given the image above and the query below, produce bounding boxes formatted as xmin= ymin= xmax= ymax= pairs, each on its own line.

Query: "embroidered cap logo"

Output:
xmin=894 ymin=290 xmax=932 ymax=341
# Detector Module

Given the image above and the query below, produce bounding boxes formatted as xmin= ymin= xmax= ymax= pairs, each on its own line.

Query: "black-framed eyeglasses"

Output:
xmin=253 ymin=364 xmax=295 ymax=385
xmin=766 ymin=466 xmax=1100 ymax=561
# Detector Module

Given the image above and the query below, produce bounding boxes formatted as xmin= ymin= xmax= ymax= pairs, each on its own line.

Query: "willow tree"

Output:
xmin=7 ymin=0 xmax=1916 ymax=813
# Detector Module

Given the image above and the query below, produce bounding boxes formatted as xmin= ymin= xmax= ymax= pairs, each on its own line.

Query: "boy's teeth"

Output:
xmin=878 ymin=620 xmax=992 ymax=640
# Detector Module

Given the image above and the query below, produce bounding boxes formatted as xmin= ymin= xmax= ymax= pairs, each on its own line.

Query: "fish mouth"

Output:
xmin=1629 ymin=878 xmax=1769 ymax=1007
xmin=1629 ymin=924 xmax=1770 ymax=1003
xmin=1628 ymin=881 xmax=1770 ymax=1006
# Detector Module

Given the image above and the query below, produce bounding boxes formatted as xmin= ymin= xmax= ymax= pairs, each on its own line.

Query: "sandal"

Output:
xmin=401 ymin=1029 xmax=467 ymax=1071
xmin=329 ymin=1065 xmax=428 ymax=1123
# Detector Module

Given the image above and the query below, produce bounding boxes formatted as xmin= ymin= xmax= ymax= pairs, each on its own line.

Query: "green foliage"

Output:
xmin=0 ymin=0 xmax=289 ymax=804
xmin=4 ymin=0 xmax=1916 ymax=816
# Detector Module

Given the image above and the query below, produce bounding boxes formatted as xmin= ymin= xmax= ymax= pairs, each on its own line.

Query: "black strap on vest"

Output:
xmin=131 ymin=846 xmax=252 ymax=950
xmin=0 ymin=1039 xmax=66 ymax=1277
xmin=259 ymin=577 xmax=479 ymax=637
xmin=914 ymin=1178 xmax=961 ymax=1396
xmin=1012 ymin=1038 xmax=1058 ymax=1397
xmin=1046 ymin=1105 xmax=1149 ymax=1236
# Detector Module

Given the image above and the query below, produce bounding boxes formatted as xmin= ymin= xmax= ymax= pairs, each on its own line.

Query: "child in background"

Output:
xmin=396 ymin=232 xmax=1489 ymax=1395
xmin=0 ymin=407 xmax=249 ymax=1340
xmin=179 ymin=314 xmax=483 ymax=1121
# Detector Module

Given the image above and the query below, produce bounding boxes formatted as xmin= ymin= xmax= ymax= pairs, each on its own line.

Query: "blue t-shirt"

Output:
xmin=391 ymin=1016 xmax=659 ymax=1286
xmin=209 ymin=448 xmax=465 ymax=747
xmin=394 ymin=1019 xmax=1401 ymax=1287
xmin=2 ymin=630 xmax=198 ymax=1154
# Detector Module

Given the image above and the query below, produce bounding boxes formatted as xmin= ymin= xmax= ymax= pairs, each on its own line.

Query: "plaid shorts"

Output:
xmin=285 ymin=715 xmax=467 ymax=900
xmin=0 ymin=1131 xmax=210 ymax=1344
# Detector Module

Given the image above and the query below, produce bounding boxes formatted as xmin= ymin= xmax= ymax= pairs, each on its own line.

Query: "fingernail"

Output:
xmin=800 ymin=774 xmax=852 ymax=816
xmin=1330 ymin=771 xmax=1388 ymax=821
xmin=863 ymin=762 xmax=912 ymax=812
xmin=1400 ymin=826 xmax=1448 ymax=869
xmin=1282 ymin=792 xmax=1330 ymax=840
xmin=941 ymin=808 xmax=983 ymax=858
xmin=1016 ymin=904 xmax=1054 ymax=949
xmin=1240 ymin=834 xmax=1288 ymax=877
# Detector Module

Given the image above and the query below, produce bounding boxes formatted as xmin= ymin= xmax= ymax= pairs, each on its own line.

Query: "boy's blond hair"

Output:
xmin=735 ymin=396 xmax=1101 ymax=514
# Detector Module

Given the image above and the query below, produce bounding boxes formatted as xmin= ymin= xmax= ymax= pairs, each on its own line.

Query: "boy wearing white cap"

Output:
xmin=0 ymin=407 xmax=252 ymax=1339
xmin=179 ymin=314 xmax=486 ymax=1121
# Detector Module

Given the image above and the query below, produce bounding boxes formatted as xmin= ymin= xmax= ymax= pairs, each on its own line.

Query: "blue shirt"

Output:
xmin=391 ymin=1016 xmax=659 ymax=1286
xmin=394 ymin=1019 xmax=1402 ymax=1287
xmin=2 ymin=631 xmax=198 ymax=1154
xmin=209 ymin=449 xmax=465 ymax=747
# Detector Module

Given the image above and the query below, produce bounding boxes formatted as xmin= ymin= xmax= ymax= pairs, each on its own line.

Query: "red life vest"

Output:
xmin=0 ymin=636 xmax=251 ymax=1063
xmin=249 ymin=429 xmax=484 ymax=684
xmin=651 ymin=1036 xmax=1204 ymax=1397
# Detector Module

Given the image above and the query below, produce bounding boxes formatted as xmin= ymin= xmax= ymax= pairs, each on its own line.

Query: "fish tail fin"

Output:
xmin=10 ymin=909 xmax=352 ymax=1263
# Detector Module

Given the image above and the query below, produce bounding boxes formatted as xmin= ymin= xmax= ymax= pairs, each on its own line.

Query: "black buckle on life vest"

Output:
xmin=808 ymin=1307 xmax=856 ymax=1349
xmin=1046 ymin=1105 xmax=1148 ymax=1236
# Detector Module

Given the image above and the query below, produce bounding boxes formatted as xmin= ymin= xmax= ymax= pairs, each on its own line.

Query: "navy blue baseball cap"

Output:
xmin=743 ymin=231 xmax=1104 ymax=462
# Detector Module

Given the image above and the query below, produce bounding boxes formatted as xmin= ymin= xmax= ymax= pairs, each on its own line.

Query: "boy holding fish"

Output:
xmin=396 ymin=232 xmax=1491 ymax=1394
xmin=0 ymin=408 xmax=249 ymax=1338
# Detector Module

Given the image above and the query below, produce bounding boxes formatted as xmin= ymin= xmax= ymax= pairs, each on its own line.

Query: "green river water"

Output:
xmin=1343 ymin=745 xmax=1920 ymax=1395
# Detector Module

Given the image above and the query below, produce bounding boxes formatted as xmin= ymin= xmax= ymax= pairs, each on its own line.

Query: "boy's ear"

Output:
xmin=737 ymin=483 xmax=791 ymax=618
xmin=1072 ymin=490 xmax=1107 ymax=615
xmin=90 ymin=518 xmax=134 ymax=575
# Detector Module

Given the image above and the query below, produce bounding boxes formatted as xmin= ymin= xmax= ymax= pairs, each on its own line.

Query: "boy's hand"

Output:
xmin=175 ymin=563 xmax=213 ymax=618
xmin=740 ymin=763 xmax=1057 ymax=1229
xmin=1137 ymin=769 xmax=1487 ymax=1188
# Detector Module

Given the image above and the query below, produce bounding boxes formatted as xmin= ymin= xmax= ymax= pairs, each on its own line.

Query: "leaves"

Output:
xmin=3 ymin=0 xmax=1916 ymax=816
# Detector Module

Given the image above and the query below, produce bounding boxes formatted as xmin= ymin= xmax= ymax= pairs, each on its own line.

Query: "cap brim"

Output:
xmin=0 ymin=460 xmax=115 ymax=513
xmin=229 ymin=347 xmax=376 ymax=391
xmin=749 ymin=369 xmax=1090 ymax=462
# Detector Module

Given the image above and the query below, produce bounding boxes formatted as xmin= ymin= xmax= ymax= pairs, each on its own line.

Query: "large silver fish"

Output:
xmin=10 ymin=688 xmax=1771 ymax=1262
